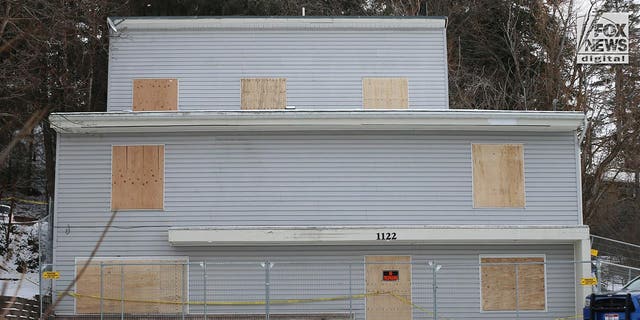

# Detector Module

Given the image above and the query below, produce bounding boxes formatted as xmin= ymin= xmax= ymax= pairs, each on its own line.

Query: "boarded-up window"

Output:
xmin=111 ymin=145 xmax=164 ymax=210
xmin=481 ymin=257 xmax=546 ymax=311
xmin=133 ymin=79 xmax=178 ymax=111
xmin=472 ymin=144 xmax=525 ymax=208
xmin=362 ymin=78 xmax=408 ymax=109
xmin=75 ymin=259 xmax=186 ymax=314
xmin=240 ymin=78 xmax=286 ymax=110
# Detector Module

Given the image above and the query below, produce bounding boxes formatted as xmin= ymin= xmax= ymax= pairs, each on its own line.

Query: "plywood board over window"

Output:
xmin=480 ymin=257 xmax=546 ymax=311
xmin=75 ymin=259 xmax=186 ymax=314
xmin=365 ymin=256 xmax=412 ymax=320
xmin=472 ymin=144 xmax=525 ymax=208
xmin=133 ymin=79 xmax=178 ymax=111
xmin=241 ymin=78 xmax=287 ymax=110
xmin=111 ymin=145 xmax=164 ymax=210
xmin=362 ymin=78 xmax=408 ymax=109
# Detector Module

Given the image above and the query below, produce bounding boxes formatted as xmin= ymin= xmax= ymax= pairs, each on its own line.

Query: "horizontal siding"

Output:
xmin=55 ymin=131 xmax=580 ymax=226
xmin=107 ymin=29 xmax=448 ymax=111
xmin=53 ymin=131 xmax=581 ymax=317
xmin=53 ymin=244 xmax=577 ymax=319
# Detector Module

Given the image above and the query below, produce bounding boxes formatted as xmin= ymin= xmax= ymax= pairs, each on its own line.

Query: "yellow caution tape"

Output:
xmin=1 ymin=197 xmax=48 ymax=205
xmin=554 ymin=315 xmax=583 ymax=320
xmin=387 ymin=292 xmax=453 ymax=320
xmin=64 ymin=291 xmax=380 ymax=306
xmin=388 ymin=292 xmax=583 ymax=320
xmin=64 ymin=290 xmax=585 ymax=320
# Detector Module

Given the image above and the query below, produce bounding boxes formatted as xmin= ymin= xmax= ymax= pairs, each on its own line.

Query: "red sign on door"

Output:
xmin=383 ymin=270 xmax=399 ymax=281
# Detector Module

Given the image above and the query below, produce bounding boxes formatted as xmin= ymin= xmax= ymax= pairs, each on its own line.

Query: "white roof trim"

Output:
xmin=49 ymin=110 xmax=584 ymax=134
xmin=167 ymin=225 xmax=590 ymax=246
xmin=110 ymin=17 xmax=446 ymax=31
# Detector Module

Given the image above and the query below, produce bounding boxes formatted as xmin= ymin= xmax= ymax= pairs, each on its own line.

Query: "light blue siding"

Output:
xmin=53 ymin=243 xmax=577 ymax=319
xmin=107 ymin=27 xmax=448 ymax=111
xmin=55 ymin=131 xmax=580 ymax=227
xmin=52 ymin=130 xmax=581 ymax=317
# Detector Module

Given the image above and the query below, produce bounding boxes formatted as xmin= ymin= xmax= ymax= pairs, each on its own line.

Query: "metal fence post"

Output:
xmin=38 ymin=221 xmax=42 ymax=320
xmin=432 ymin=261 xmax=437 ymax=320
xmin=100 ymin=262 xmax=104 ymax=320
xmin=49 ymin=276 xmax=53 ymax=319
xmin=515 ymin=263 xmax=520 ymax=319
xmin=39 ymin=263 xmax=45 ymax=319
xmin=120 ymin=264 xmax=124 ymax=320
xmin=348 ymin=263 xmax=353 ymax=318
xmin=203 ymin=261 xmax=207 ymax=320
xmin=428 ymin=260 xmax=442 ymax=320
xmin=596 ymin=258 xmax=603 ymax=293
xmin=182 ymin=262 xmax=186 ymax=320
xmin=264 ymin=260 xmax=271 ymax=320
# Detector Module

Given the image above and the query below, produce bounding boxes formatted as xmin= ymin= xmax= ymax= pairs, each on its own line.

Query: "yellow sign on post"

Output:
xmin=581 ymin=277 xmax=597 ymax=286
xmin=591 ymin=249 xmax=599 ymax=257
xmin=42 ymin=271 xmax=60 ymax=279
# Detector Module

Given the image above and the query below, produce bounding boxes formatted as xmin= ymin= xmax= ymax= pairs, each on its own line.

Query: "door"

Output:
xmin=365 ymin=256 xmax=412 ymax=320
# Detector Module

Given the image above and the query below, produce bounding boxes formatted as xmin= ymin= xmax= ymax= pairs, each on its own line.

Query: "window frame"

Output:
xmin=361 ymin=77 xmax=409 ymax=109
xmin=131 ymin=78 xmax=179 ymax=112
xmin=478 ymin=254 xmax=548 ymax=313
xmin=110 ymin=144 xmax=166 ymax=211
xmin=471 ymin=143 xmax=526 ymax=209
xmin=73 ymin=256 xmax=189 ymax=314
xmin=240 ymin=78 xmax=287 ymax=110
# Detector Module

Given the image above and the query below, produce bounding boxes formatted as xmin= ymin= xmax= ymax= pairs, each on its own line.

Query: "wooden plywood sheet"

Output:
xmin=362 ymin=78 xmax=408 ymax=109
xmin=111 ymin=145 xmax=164 ymax=210
xmin=481 ymin=257 xmax=545 ymax=311
xmin=75 ymin=263 xmax=122 ymax=314
xmin=241 ymin=78 xmax=286 ymax=110
xmin=516 ymin=258 xmax=546 ymax=310
xmin=365 ymin=256 xmax=411 ymax=320
xmin=472 ymin=144 xmax=525 ymax=208
xmin=122 ymin=262 xmax=184 ymax=314
xmin=75 ymin=259 xmax=185 ymax=314
xmin=133 ymin=79 xmax=178 ymax=111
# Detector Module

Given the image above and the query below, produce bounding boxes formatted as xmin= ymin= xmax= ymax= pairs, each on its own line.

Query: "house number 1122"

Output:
xmin=376 ymin=232 xmax=397 ymax=240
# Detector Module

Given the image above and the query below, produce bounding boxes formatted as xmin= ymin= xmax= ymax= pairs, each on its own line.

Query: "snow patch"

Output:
xmin=0 ymin=273 xmax=39 ymax=299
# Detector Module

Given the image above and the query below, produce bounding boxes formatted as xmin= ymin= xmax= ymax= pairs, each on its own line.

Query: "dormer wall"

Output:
xmin=106 ymin=17 xmax=449 ymax=112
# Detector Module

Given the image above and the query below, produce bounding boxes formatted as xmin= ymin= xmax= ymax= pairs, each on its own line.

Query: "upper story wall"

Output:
xmin=54 ymin=130 xmax=581 ymax=227
xmin=107 ymin=17 xmax=449 ymax=112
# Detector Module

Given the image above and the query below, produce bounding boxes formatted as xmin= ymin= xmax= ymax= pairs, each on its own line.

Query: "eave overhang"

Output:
xmin=167 ymin=225 xmax=590 ymax=246
xmin=49 ymin=110 xmax=584 ymax=134
xmin=109 ymin=16 xmax=447 ymax=32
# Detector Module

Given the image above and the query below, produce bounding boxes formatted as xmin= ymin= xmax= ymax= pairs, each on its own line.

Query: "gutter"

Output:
xmin=49 ymin=110 xmax=584 ymax=134
xmin=108 ymin=16 xmax=447 ymax=31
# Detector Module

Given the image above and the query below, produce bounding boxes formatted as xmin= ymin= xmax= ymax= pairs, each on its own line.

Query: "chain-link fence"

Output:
xmin=38 ymin=212 xmax=53 ymax=318
xmin=45 ymin=259 xmax=601 ymax=320
xmin=591 ymin=234 xmax=640 ymax=292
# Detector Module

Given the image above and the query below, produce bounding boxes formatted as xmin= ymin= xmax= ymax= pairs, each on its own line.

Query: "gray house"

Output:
xmin=49 ymin=17 xmax=590 ymax=319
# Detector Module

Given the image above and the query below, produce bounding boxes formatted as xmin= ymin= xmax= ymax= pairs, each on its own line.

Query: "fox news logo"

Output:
xmin=577 ymin=12 xmax=629 ymax=64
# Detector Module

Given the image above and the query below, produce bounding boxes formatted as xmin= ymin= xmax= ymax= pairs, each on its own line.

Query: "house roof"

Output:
xmin=108 ymin=16 xmax=447 ymax=32
xmin=49 ymin=110 xmax=584 ymax=134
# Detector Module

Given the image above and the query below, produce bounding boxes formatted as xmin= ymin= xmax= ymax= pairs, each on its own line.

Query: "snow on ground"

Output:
xmin=0 ymin=273 xmax=39 ymax=299
xmin=2 ymin=222 xmax=43 ymax=299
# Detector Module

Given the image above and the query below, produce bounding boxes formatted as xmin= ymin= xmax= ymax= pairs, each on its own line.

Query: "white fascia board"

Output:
xmin=49 ymin=110 xmax=584 ymax=134
xmin=167 ymin=225 xmax=590 ymax=246
xmin=110 ymin=17 xmax=446 ymax=31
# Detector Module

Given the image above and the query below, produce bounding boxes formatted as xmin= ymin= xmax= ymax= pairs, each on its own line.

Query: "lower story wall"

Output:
xmin=53 ymin=243 xmax=578 ymax=319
